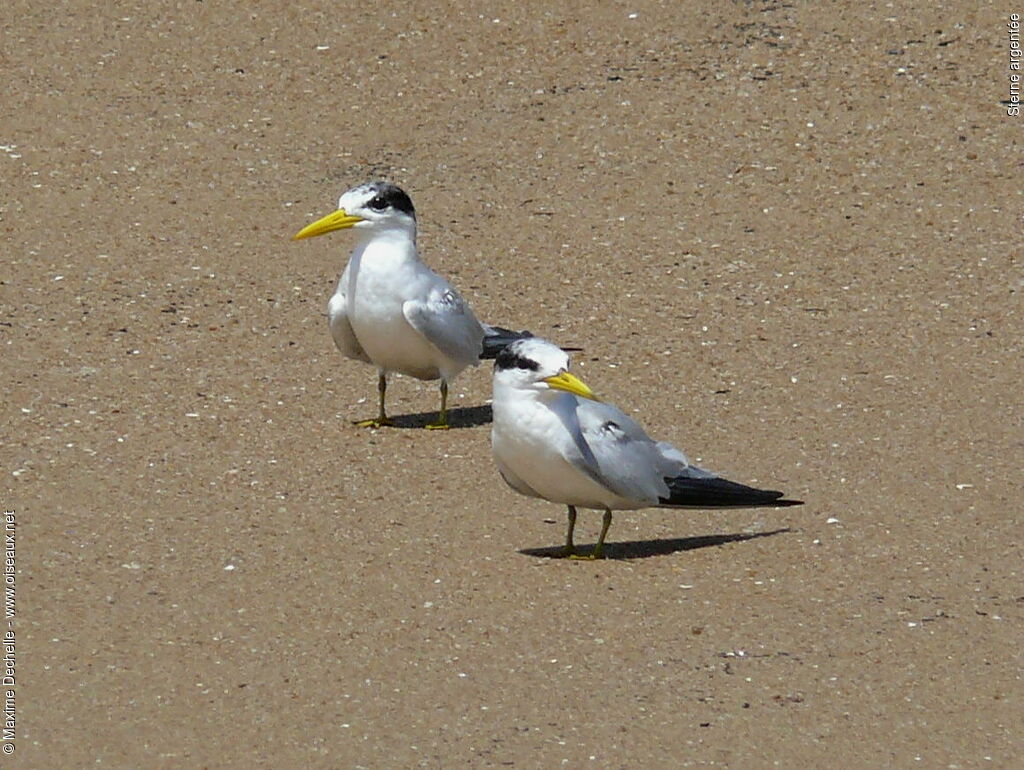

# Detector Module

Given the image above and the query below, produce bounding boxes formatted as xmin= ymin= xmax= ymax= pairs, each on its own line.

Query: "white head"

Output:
xmin=493 ymin=338 xmax=598 ymax=401
xmin=292 ymin=181 xmax=417 ymax=242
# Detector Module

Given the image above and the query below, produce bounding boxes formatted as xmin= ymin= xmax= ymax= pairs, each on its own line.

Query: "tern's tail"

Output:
xmin=480 ymin=325 xmax=535 ymax=359
xmin=658 ymin=474 xmax=803 ymax=509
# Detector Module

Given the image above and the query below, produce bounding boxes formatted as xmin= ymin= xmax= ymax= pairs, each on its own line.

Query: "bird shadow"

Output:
xmin=380 ymin=404 xmax=493 ymax=430
xmin=519 ymin=528 xmax=793 ymax=561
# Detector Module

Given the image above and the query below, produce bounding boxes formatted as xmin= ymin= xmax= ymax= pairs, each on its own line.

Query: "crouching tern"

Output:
xmin=491 ymin=338 xmax=803 ymax=559
xmin=293 ymin=181 xmax=531 ymax=429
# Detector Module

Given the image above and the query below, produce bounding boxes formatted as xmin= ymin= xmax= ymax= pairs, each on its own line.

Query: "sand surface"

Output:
xmin=4 ymin=1 xmax=1022 ymax=766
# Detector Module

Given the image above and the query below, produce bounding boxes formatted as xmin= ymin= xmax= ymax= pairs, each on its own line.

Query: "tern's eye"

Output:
xmin=368 ymin=195 xmax=388 ymax=211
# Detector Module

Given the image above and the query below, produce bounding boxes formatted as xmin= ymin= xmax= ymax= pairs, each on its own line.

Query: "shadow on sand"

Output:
xmin=519 ymin=528 xmax=793 ymax=560
xmin=359 ymin=404 xmax=493 ymax=430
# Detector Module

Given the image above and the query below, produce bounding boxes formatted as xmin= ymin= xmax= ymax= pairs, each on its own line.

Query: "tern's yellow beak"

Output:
xmin=292 ymin=208 xmax=365 ymax=241
xmin=543 ymin=371 xmax=599 ymax=401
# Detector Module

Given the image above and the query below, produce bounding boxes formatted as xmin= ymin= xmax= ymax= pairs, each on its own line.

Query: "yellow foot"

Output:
xmin=555 ymin=546 xmax=604 ymax=560
xmin=424 ymin=420 xmax=450 ymax=430
xmin=353 ymin=417 xmax=394 ymax=429
xmin=564 ymin=543 xmax=605 ymax=560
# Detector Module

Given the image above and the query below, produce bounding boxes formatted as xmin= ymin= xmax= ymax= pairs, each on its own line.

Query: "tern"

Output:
xmin=491 ymin=338 xmax=803 ymax=558
xmin=294 ymin=181 xmax=530 ymax=429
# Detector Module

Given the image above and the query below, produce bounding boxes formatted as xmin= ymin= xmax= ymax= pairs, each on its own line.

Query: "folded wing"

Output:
xmin=327 ymin=264 xmax=371 ymax=363
xmin=572 ymin=398 xmax=803 ymax=509
xmin=403 ymin=286 xmax=485 ymax=368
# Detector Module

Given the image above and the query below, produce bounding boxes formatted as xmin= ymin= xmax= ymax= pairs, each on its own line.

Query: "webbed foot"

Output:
xmin=354 ymin=417 xmax=394 ymax=429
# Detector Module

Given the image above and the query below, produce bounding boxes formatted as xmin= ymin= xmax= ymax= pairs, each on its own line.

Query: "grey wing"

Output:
xmin=327 ymin=266 xmax=371 ymax=363
xmin=403 ymin=285 xmax=485 ymax=368
xmin=569 ymin=399 xmax=799 ymax=510
xmin=571 ymin=399 xmax=692 ymax=504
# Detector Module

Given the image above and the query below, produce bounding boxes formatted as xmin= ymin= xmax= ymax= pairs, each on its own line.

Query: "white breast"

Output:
xmin=345 ymin=242 xmax=443 ymax=379
xmin=491 ymin=390 xmax=640 ymax=510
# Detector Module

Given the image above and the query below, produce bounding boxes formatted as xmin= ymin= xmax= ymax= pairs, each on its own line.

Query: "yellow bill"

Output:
xmin=292 ymin=208 xmax=365 ymax=241
xmin=544 ymin=371 xmax=599 ymax=401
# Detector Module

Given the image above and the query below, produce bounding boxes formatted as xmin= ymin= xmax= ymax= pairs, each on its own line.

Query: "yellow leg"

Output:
xmin=594 ymin=508 xmax=613 ymax=559
xmin=568 ymin=508 xmax=612 ymax=560
xmin=354 ymin=372 xmax=394 ymax=428
xmin=559 ymin=506 xmax=578 ymax=558
xmin=425 ymin=381 xmax=450 ymax=430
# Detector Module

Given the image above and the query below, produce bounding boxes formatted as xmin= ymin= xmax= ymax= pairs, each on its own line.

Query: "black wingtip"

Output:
xmin=480 ymin=327 xmax=534 ymax=359
xmin=658 ymin=476 xmax=804 ymax=509
xmin=480 ymin=328 xmax=585 ymax=360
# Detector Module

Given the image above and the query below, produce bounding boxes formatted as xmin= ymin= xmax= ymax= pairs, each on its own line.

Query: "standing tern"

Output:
xmin=491 ymin=338 xmax=803 ymax=559
xmin=293 ymin=181 xmax=531 ymax=429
